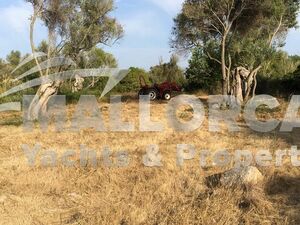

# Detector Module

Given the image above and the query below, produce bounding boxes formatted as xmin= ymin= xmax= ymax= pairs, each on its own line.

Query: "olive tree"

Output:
xmin=25 ymin=0 xmax=123 ymax=119
xmin=172 ymin=0 xmax=300 ymax=103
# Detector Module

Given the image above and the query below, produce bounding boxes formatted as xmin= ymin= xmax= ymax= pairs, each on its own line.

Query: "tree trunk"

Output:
xmin=244 ymin=66 xmax=262 ymax=102
xmin=27 ymin=81 xmax=61 ymax=120
xmin=231 ymin=67 xmax=244 ymax=103
xmin=230 ymin=66 xmax=261 ymax=104
xmin=221 ymin=37 xmax=228 ymax=96
xmin=72 ymin=74 xmax=85 ymax=93
xmin=28 ymin=13 xmax=62 ymax=120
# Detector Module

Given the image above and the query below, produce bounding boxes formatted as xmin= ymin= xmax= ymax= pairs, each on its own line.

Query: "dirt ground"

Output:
xmin=0 ymin=97 xmax=299 ymax=225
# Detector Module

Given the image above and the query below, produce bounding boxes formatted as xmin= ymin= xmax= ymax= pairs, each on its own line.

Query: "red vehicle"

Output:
xmin=138 ymin=76 xmax=182 ymax=101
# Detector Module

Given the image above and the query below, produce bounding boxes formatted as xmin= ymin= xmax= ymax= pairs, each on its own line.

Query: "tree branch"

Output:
xmin=269 ymin=15 xmax=283 ymax=48
xmin=30 ymin=1 xmax=44 ymax=78
xmin=207 ymin=52 xmax=222 ymax=65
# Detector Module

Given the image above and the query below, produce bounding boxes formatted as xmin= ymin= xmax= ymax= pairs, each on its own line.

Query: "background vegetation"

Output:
xmin=0 ymin=0 xmax=300 ymax=103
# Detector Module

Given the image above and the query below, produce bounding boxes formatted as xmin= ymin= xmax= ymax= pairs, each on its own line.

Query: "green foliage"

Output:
xmin=256 ymin=57 xmax=300 ymax=96
xmin=73 ymin=47 xmax=119 ymax=95
xmin=114 ymin=67 xmax=150 ymax=93
xmin=292 ymin=64 xmax=300 ymax=78
xmin=22 ymin=0 xmax=123 ymax=105
xmin=78 ymin=47 xmax=118 ymax=69
xmin=230 ymin=37 xmax=273 ymax=70
xmin=185 ymin=48 xmax=221 ymax=92
xmin=172 ymin=0 xmax=300 ymax=51
xmin=26 ymin=0 xmax=123 ymax=63
xmin=0 ymin=59 xmax=13 ymax=95
xmin=59 ymin=0 xmax=123 ymax=62
xmin=172 ymin=0 xmax=300 ymax=93
xmin=6 ymin=51 xmax=21 ymax=66
xmin=0 ymin=67 xmax=36 ymax=104
xmin=257 ymin=75 xmax=300 ymax=97
xmin=260 ymin=51 xmax=300 ymax=78
xmin=149 ymin=55 xmax=185 ymax=85
xmin=59 ymin=67 xmax=150 ymax=101
xmin=0 ymin=51 xmax=38 ymax=104
xmin=37 ymin=40 xmax=49 ymax=53
xmin=0 ymin=59 xmax=11 ymax=79
xmin=290 ymin=55 xmax=300 ymax=64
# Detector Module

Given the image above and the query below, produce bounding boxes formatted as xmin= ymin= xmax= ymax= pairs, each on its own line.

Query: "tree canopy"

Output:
xmin=26 ymin=0 xmax=123 ymax=62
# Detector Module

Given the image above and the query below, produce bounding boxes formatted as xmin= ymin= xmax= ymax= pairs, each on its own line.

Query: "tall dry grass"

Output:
xmin=0 ymin=98 xmax=299 ymax=224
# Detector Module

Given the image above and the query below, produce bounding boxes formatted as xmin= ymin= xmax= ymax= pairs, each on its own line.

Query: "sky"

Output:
xmin=0 ymin=0 xmax=299 ymax=70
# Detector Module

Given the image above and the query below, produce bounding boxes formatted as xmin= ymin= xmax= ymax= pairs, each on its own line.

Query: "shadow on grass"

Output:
xmin=0 ymin=116 xmax=23 ymax=126
xmin=240 ymin=121 xmax=300 ymax=146
xmin=265 ymin=175 xmax=300 ymax=224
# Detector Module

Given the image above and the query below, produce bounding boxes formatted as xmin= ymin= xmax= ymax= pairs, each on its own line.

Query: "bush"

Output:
xmin=149 ymin=55 xmax=185 ymax=86
xmin=59 ymin=67 xmax=151 ymax=104
xmin=113 ymin=67 xmax=150 ymax=93
xmin=256 ymin=72 xmax=300 ymax=97
xmin=185 ymin=48 xmax=221 ymax=93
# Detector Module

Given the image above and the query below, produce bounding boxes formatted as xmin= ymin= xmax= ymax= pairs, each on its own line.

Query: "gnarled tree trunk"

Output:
xmin=72 ymin=74 xmax=85 ymax=93
xmin=27 ymin=81 xmax=62 ymax=120
xmin=230 ymin=66 xmax=262 ymax=104
xmin=27 ymin=3 xmax=61 ymax=121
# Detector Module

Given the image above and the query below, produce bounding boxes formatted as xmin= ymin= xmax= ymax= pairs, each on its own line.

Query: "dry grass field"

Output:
xmin=0 ymin=96 xmax=300 ymax=225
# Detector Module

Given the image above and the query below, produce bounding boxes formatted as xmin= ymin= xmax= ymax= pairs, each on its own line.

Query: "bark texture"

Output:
xmin=230 ymin=66 xmax=261 ymax=103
